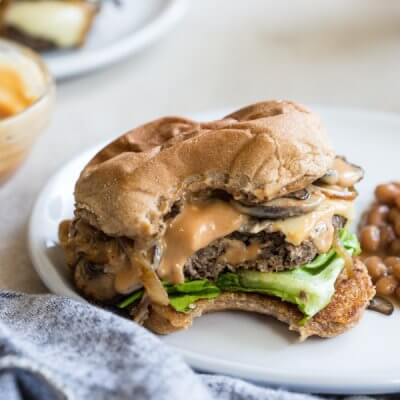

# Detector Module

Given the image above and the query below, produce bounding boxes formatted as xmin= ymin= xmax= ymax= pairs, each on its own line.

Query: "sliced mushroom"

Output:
xmin=286 ymin=188 xmax=310 ymax=200
xmin=317 ymin=169 xmax=339 ymax=186
xmin=231 ymin=191 xmax=324 ymax=219
xmin=368 ymin=296 xmax=394 ymax=316
xmin=317 ymin=157 xmax=364 ymax=187
xmin=314 ymin=184 xmax=358 ymax=200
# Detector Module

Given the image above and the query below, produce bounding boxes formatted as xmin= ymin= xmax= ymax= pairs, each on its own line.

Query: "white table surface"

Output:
xmin=1 ymin=0 xmax=400 ymax=293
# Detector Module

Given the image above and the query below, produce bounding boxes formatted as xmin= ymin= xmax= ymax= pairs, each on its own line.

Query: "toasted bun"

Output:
xmin=75 ymin=101 xmax=334 ymax=240
xmin=144 ymin=259 xmax=374 ymax=340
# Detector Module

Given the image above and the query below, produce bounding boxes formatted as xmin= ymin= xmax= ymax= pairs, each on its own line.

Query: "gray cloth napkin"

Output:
xmin=0 ymin=291 xmax=378 ymax=400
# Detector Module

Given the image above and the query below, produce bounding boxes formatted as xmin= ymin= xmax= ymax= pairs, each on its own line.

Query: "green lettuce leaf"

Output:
xmin=117 ymin=289 xmax=144 ymax=309
xmin=165 ymin=279 xmax=219 ymax=294
xmin=299 ymin=250 xmax=335 ymax=271
xmin=117 ymin=279 xmax=220 ymax=312
xmin=165 ymin=279 xmax=220 ymax=312
xmin=216 ymin=257 xmax=344 ymax=317
xmin=339 ymin=228 xmax=361 ymax=255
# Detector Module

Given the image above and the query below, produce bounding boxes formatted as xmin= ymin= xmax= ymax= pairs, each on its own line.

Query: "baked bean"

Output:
xmin=384 ymin=256 xmax=400 ymax=266
xmin=394 ymin=220 xmax=400 ymax=237
xmin=379 ymin=225 xmax=396 ymax=250
xmin=375 ymin=275 xmax=398 ymax=296
xmin=375 ymin=183 xmax=400 ymax=205
xmin=360 ymin=225 xmax=381 ymax=252
xmin=395 ymin=195 xmax=400 ymax=210
xmin=367 ymin=204 xmax=389 ymax=226
xmin=360 ymin=182 xmax=400 ymax=310
xmin=387 ymin=207 xmax=400 ymax=224
xmin=364 ymin=256 xmax=387 ymax=282
xmin=391 ymin=261 xmax=400 ymax=280
xmin=390 ymin=239 xmax=400 ymax=256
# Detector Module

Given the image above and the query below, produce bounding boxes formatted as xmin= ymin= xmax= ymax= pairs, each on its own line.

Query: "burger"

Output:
xmin=59 ymin=101 xmax=375 ymax=340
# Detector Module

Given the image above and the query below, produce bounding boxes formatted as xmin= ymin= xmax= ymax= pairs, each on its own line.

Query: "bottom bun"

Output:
xmin=144 ymin=259 xmax=374 ymax=340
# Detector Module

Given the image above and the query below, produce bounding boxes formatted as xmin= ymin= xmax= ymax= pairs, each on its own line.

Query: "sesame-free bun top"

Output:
xmin=75 ymin=101 xmax=335 ymax=240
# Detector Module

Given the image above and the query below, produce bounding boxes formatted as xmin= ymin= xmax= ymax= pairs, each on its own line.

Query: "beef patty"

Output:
xmin=184 ymin=215 xmax=346 ymax=281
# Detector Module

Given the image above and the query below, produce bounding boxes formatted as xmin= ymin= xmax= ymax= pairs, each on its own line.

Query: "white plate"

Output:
xmin=44 ymin=0 xmax=186 ymax=79
xmin=29 ymin=106 xmax=400 ymax=395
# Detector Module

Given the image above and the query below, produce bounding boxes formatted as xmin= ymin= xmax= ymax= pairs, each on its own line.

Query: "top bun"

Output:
xmin=75 ymin=101 xmax=334 ymax=240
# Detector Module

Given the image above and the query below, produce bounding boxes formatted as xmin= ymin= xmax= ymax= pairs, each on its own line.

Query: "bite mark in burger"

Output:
xmin=59 ymin=101 xmax=375 ymax=339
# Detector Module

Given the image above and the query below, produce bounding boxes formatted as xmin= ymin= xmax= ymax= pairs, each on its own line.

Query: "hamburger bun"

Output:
xmin=74 ymin=100 xmax=334 ymax=240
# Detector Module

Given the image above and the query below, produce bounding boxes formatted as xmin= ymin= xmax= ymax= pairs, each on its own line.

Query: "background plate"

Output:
xmin=29 ymin=106 xmax=400 ymax=395
xmin=44 ymin=0 xmax=186 ymax=80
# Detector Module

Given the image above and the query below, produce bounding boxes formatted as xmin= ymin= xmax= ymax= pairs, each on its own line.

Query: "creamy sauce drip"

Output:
xmin=218 ymin=240 xmax=261 ymax=265
xmin=0 ymin=66 xmax=36 ymax=118
xmin=157 ymin=200 xmax=247 ymax=284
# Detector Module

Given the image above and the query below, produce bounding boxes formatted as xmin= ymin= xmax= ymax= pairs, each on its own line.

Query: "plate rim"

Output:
xmin=46 ymin=0 xmax=187 ymax=80
xmin=28 ymin=105 xmax=400 ymax=395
